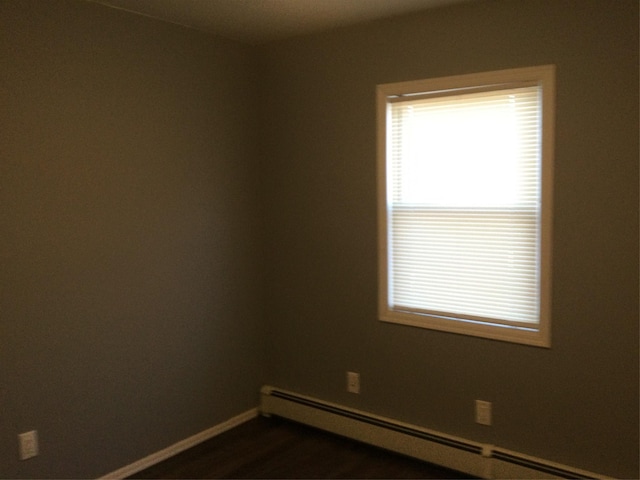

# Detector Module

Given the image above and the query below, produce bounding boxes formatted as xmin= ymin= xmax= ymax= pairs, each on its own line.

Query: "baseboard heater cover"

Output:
xmin=259 ymin=386 xmax=608 ymax=480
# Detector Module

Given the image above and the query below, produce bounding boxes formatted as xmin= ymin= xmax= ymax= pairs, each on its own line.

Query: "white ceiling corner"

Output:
xmin=90 ymin=0 xmax=474 ymax=44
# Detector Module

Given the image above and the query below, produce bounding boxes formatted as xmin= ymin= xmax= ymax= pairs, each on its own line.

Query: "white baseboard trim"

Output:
xmin=99 ymin=407 xmax=258 ymax=479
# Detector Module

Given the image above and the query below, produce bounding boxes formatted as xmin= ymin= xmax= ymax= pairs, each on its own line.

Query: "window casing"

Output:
xmin=377 ymin=66 xmax=554 ymax=347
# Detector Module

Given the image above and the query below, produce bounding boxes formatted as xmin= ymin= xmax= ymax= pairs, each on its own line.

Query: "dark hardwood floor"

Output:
xmin=130 ymin=415 xmax=473 ymax=479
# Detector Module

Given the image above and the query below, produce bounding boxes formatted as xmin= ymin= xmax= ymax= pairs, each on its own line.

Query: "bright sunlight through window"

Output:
xmin=377 ymin=66 xmax=554 ymax=347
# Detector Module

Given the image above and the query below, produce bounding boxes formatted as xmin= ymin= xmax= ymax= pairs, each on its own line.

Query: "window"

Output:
xmin=377 ymin=65 xmax=554 ymax=347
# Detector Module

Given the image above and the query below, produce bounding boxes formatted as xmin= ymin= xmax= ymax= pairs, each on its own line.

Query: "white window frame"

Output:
xmin=377 ymin=65 xmax=554 ymax=347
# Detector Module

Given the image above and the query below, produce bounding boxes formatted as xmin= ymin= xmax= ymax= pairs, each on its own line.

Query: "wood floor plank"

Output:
xmin=130 ymin=416 xmax=473 ymax=479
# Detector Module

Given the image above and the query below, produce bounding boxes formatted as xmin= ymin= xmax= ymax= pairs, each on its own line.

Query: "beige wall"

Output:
xmin=0 ymin=1 xmax=265 ymax=477
xmin=1 ymin=0 xmax=637 ymax=478
xmin=259 ymin=1 xmax=638 ymax=478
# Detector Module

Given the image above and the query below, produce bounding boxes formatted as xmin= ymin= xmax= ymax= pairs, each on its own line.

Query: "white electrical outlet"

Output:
xmin=18 ymin=430 xmax=39 ymax=460
xmin=475 ymin=400 xmax=492 ymax=426
xmin=346 ymin=371 xmax=360 ymax=394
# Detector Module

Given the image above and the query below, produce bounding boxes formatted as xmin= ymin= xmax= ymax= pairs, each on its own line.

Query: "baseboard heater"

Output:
xmin=260 ymin=386 xmax=608 ymax=480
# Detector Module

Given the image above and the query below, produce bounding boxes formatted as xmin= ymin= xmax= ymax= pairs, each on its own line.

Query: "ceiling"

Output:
xmin=91 ymin=0 xmax=473 ymax=45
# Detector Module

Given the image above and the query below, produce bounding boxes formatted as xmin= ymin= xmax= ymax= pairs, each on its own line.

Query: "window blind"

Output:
xmin=386 ymin=85 xmax=542 ymax=327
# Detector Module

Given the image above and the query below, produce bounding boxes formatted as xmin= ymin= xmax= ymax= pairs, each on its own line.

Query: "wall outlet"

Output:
xmin=18 ymin=430 xmax=39 ymax=460
xmin=346 ymin=371 xmax=360 ymax=394
xmin=475 ymin=400 xmax=492 ymax=426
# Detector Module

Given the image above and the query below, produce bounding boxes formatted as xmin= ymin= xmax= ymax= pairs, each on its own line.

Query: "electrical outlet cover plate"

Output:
xmin=475 ymin=400 xmax=492 ymax=426
xmin=347 ymin=371 xmax=360 ymax=394
xmin=18 ymin=430 xmax=39 ymax=460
